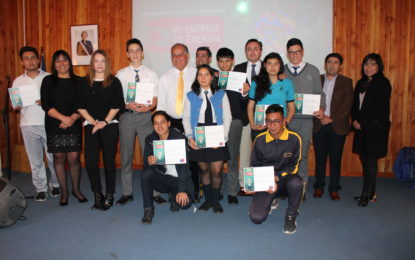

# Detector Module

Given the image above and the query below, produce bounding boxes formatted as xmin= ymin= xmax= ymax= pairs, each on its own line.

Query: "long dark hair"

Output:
xmin=360 ymin=53 xmax=384 ymax=80
xmin=254 ymin=52 xmax=284 ymax=102
xmin=50 ymin=50 xmax=75 ymax=78
xmin=191 ymin=64 xmax=218 ymax=96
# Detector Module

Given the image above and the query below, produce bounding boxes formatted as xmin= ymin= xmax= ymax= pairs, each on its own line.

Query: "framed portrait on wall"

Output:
xmin=70 ymin=24 xmax=98 ymax=66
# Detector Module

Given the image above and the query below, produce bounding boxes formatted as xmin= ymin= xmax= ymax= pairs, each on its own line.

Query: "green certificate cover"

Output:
xmin=153 ymin=140 xmax=165 ymax=165
xmin=195 ymin=126 xmax=206 ymax=148
xmin=244 ymin=168 xmax=255 ymax=192
xmin=126 ymin=82 xmax=137 ymax=103
xmin=254 ymin=105 xmax=268 ymax=125
xmin=8 ymin=88 xmax=23 ymax=108
xmin=218 ymin=71 xmax=229 ymax=89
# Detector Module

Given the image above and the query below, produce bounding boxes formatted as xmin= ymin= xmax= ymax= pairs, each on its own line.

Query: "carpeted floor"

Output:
xmin=1 ymin=170 xmax=414 ymax=260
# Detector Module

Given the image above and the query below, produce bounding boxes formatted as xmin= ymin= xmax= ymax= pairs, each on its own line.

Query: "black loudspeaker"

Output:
xmin=0 ymin=177 xmax=27 ymax=227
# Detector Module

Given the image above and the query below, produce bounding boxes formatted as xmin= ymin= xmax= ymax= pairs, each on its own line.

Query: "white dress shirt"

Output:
xmin=157 ymin=66 xmax=197 ymax=119
xmin=323 ymin=75 xmax=338 ymax=117
xmin=116 ymin=64 xmax=159 ymax=104
xmin=182 ymin=88 xmax=232 ymax=141
xmin=12 ymin=70 xmax=50 ymax=126
xmin=246 ymin=60 xmax=262 ymax=85
xmin=288 ymin=61 xmax=306 ymax=74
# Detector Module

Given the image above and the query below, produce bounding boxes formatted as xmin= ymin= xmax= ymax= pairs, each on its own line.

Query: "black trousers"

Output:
xmin=169 ymin=117 xmax=200 ymax=198
xmin=359 ymin=153 xmax=378 ymax=196
xmin=313 ymin=124 xmax=346 ymax=192
xmin=84 ymin=124 xmax=119 ymax=194
xmin=141 ymin=167 xmax=192 ymax=209
xmin=249 ymin=174 xmax=303 ymax=224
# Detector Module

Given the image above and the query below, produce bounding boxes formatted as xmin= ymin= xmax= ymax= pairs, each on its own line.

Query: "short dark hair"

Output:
xmin=286 ymin=38 xmax=303 ymax=50
xmin=325 ymin=53 xmax=343 ymax=65
xmin=171 ymin=43 xmax=189 ymax=54
xmin=151 ymin=110 xmax=171 ymax=123
xmin=245 ymin=39 xmax=263 ymax=50
xmin=216 ymin=47 xmax=234 ymax=60
xmin=126 ymin=38 xmax=143 ymax=52
xmin=265 ymin=104 xmax=284 ymax=117
xmin=19 ymin=46 xmax=39 ymax=60
xmin=196 ymin=46 xmax=212 ymax=57
xmin=361 ymin=53 xmax=384 ymax=79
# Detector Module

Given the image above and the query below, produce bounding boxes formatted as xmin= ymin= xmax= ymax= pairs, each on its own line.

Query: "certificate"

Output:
xmin=126 ymin=82 xmax=155 ymax=105
xmin=153 ymin=139 xmax=187 ymax=165
xmin=218 ymin=71 xmax=246 ymax=93
xmin=194 ymin=125 xmax=225 ymax=149
xmin=19 ymin=84 xmax=40 ymax=107
xmin=294 ymin=93 xmax=321 ymax=115
xmin=8 ymin=88 xmax=23 ymax=108
xmin=254 ymin=105 xmax=269 ymax=125
xmin=243 ymin=166 xmax=275 ymax=192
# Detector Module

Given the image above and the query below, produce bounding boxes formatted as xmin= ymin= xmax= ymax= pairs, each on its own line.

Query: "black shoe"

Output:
xmin=283 ymin=216 xmax=297 ymax=234
xmin=228 ymin=195 xmax=238 ymax=204
xmin=102 ymin=193 xmax=114 ymax=211
xmin=198 ymin=201 xmax=212 ymax=211
xmin=170 ymin=200 xmax=180 ymax=212
xmin=36 ymin=192 xmax=48 ymax=202
xmin=50 ymin=187 xmax=60 ymax=197
xmin=71 ymin=191 xmax=88 ymax=203
xmin=212 ymin=202 xmax=224 ymax=213
xmin=153 ymin=195 xmax=167 ymax=204
xmin=142 ymin=207 xmax=154 ymax=224
xmin=91 ymin=193 xmax=105 ymax=210
xmin=116 ymin=195 xmax=133 ymax=206
xmin=358 ymin=196 xmax=369 ymax=207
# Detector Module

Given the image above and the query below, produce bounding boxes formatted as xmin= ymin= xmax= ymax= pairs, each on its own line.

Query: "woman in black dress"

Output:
xmin=351 ymin=53 xmax=391 ymax=207
xmin=77 ymin=50 xmax=124 ymax=210
xmin=182 ymin=65 xmax=232 ymax=212
xmin=41 ymin=50 xmax=87 ymax=206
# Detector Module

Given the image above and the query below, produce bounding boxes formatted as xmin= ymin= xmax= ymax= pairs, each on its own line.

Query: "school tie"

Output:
xmin=204 ymin=91 xmax=213 ymax=124
xmin=175 ymin=71 xmax=184 ymax=116
xmin=293 ymin=66 xmax=299 ymax=76
xmin=134 ymin=69 xmax=140 ymax=82
xmin=251 ymin=64 xmax=257 ymax=81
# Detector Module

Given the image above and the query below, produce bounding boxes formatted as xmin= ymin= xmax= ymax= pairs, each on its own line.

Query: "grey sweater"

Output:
xmin=285 ymin=63 xmax=326 ymax=119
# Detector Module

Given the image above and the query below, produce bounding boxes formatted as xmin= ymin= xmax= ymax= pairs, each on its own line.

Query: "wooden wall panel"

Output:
xmin=1 ymin=0 xmax=414 ymax=178
xmin=332 ymin=0 xmax=415 ymax=177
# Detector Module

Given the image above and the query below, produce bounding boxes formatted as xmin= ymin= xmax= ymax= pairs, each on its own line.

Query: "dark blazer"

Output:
xmin=143 ymin=128 xmax=195 ymax=198
xmin=351 ymin=75 xmax=391 ymax=158
xmin=233 ymin=61 xmax=262 ymax=126
xmin=313 ymin=74 xmax=354 ymax=135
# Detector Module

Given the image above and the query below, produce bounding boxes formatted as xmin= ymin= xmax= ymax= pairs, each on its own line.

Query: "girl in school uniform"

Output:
xmin=182 ymin=64 xmax=232 ymax=213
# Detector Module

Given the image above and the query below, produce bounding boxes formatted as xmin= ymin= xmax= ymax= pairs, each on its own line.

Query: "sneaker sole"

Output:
xmin=283 ymin=221 xmax=297 ymax=234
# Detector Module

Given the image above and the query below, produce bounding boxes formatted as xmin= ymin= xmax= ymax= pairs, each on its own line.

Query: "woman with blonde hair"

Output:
xmin=77 ymin=50 xmax=124 ymax=210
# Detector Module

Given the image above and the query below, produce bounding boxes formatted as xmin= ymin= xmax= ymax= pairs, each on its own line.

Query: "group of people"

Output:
xmin=12 ymin=37 xmax=391 ymax=234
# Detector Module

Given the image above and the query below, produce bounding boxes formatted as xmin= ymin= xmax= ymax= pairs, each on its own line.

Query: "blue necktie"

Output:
xmin=293 ymin=66 xmax=299 ymax=76
xmin=134 ymin=69 xmax=140 ymax=82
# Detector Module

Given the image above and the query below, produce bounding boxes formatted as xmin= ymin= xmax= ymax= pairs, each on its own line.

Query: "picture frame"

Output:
xmin=70 ymin=24 xmax=98 ymax=66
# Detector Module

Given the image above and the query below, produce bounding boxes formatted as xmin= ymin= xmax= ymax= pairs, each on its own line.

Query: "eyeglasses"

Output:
xmin=265 ymin=119 xmax=282 ymax=125
xmin=288 ymin=50 xmax=303 ymax=55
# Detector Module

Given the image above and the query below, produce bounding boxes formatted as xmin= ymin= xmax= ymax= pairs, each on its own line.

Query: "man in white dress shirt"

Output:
xmin=157 ymin=43 xmax=199 ymax=199
xmin=115 ymin=38 xmax=165 ymax=205
xmin=12 ymin=46 xmax=59 ymax=201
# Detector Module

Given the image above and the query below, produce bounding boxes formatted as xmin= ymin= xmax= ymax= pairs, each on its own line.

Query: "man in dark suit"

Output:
xmin=312 ymin=53 xmax=354 ymax=200
xmin=233 ymin=39 xmax=262 ymax=194
xmin=76 ymin=31 xmax=93 ymax=56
